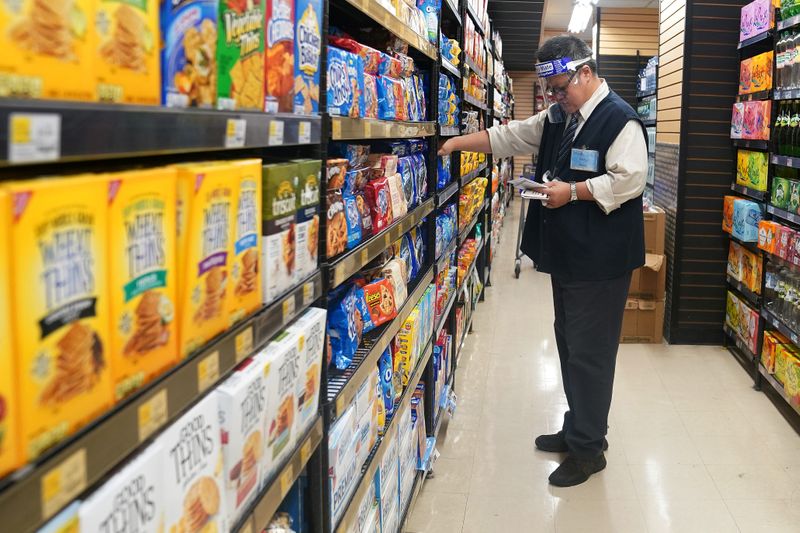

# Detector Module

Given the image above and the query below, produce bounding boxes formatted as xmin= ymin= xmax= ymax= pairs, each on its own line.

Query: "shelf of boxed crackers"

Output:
xmin=751 ymin=314 xmax=800 ymax=413
xmin=0 ymin=156 xmax=335 ymax=531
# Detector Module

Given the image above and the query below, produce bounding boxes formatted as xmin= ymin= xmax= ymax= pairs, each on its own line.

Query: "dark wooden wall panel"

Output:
xmin=597 ymin=55 xmax=640 ymax=107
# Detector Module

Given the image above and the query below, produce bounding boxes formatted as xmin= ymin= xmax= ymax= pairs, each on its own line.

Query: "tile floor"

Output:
xmin=405 ymin=199 xmax=800 ymax=533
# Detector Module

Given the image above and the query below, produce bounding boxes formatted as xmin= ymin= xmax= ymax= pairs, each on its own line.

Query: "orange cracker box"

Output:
xmin=7 ymin=175 xmax=113 ymax=461
xmin=723 ymin=195 xmax=737 ymax=234
xmin=217 ymin=0 xmax=265 ymax=110
xmin=93 ymin=0 xmax=160 ymax=104
xmin=0 ymin=0 xmax=94 ymax=101
xmin=0 ymin=190 xmax=19 ymax=477
xmin=107 ymin=168 xmax=178 ymax=401
xmin=265 ymin=0 xmax=294 ymax=112
xmin=176 ymin=162 xmax=236 ymax=357
xmin=229 ymin=159 xmax=263 ymax=326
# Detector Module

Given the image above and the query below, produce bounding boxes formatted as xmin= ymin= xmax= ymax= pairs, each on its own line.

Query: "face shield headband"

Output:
xmin=536 ymin=56 xmax=592 ymax=105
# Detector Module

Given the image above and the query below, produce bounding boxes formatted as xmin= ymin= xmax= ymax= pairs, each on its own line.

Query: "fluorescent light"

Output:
xmin=568 ymin=0 xmax=598 ymax=34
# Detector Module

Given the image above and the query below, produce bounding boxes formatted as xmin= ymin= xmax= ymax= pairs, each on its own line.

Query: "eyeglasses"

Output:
xmin=545 ymin=70 xmax=579 ymax=99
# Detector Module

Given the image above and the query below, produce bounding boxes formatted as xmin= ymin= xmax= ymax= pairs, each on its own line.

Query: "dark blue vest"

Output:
xmin=520 ymin=90 xmax=646 ymax=281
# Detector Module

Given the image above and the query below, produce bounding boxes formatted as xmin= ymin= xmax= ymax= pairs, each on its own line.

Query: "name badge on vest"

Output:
xmin=570 ymin=148 xmax=600 ymax=172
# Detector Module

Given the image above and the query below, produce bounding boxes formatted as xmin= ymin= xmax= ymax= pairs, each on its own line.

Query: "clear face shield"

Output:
xmin=535 ymin=56 xmax=592 ymax=109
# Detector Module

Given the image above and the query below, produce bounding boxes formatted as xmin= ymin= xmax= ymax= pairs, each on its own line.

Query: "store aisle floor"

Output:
xmin=406 ymin=199 xmax=800 ymax=533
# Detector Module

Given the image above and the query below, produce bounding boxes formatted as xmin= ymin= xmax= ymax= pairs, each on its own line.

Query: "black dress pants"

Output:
xmin=551 ymin=271 xmax=632 ymax=459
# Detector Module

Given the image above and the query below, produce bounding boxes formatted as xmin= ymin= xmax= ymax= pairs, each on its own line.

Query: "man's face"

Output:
xmin=546 ymin=66 xmax=589 ymax=114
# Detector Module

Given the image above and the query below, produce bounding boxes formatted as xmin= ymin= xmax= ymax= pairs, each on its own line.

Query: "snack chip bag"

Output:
xmin=266 ymin=0 xmax=295 ymax=112
xmin=94 ymin=0 xmax=160 ymax=104
xmin=230 ymin=159 xmax=263 ymax=324
xmin=364 ymin=73 xmax=379 ymax=119
xmin=364 ymin=278 xmax=398 ymax=327
xmin=327 ymin=285 xmax=363 ymax=369
xmin=294 ymin=0 xmax=322 ymax=114
xmin=365 ymin=177 xmax=393 ymax=232
xmin=343 ymin=194 xmax=363 ymax=250
xmin=377 ymin=75 xmax=397 ymax=121
xmin=217 ymin=0 xmax=265 ymax=110
xmin=387 ymin=173 xmax=408 ymax=219
xmin=383 ymin=258 xmax=408 ymax=308
xmin=344 ymin=168 xmax=370 ymax=194
xmin=107 ymin=168 xmax=178 ymax=401
xmin=8 ymin=175 xmax=114 ymax=461
xmin=326 ymin=158 xmax=348 ymax=190
xmin=1 ymin=0 xmax=93 ymax=101
xmin=354 ymin=285 xmax=375 ymax=334
xmin=161 ymin=0 xmax=218 ymax=107
xmin=398 ymin=156 xmax=417 ymax=208
xmin=326 ymin=46 xmax=364 ymax=117
xmin=330 ymin=144 xmax=370 ymax=168
xmin=326 ymin=190 xmax=347 ymax=258
xmin=355 ymin=192 xmax=373 ymax=238
xmin=379 ymin=347 xmax=395 ymax=419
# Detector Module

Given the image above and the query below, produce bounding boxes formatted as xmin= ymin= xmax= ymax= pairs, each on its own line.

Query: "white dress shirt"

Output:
xmin=486 ymin=81 xmax=649 ymax=214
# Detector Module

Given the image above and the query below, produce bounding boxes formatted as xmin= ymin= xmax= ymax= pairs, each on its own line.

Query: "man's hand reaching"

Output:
xmin=543 ymin=181 xmax=571 ymax=209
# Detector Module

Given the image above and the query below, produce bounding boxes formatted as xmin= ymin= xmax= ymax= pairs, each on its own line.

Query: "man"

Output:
xmin=439 ymin=35 xmax=648 ymax=487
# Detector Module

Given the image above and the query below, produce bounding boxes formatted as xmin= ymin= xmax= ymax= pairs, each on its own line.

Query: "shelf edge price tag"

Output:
xmin=360 ymin=248 xmax=369 ymax=265
xmin=300 ymin=439 xmax=313 ymax=464
xmin=9 ymin=113 xmax=60 ymax=164
xmin=225 ymin=118 xmax=246 ymax=148
xmin=269 ymin=120 xmax=285 ymax=145
xmin=302 ymin=282 xmax=314 ymax=306
xmin=282 ymin=296 xmax=296 ymax=323
xmin=235 ymin=327 xmax=254 ymax=363
xmin=280 ymin=463 xmax=295 ymax=498
xmin=197 ymin=351 xmax=220 ymax=393
xmin=336 ymin=394 xmax=346 ymax=416
xmin=298 ymin=121 xmax=312 ymax=144
xmin=138 ymin=389 xmax=168 ymax=443
xmin=41 ymin=448 xmax=87 ymax=519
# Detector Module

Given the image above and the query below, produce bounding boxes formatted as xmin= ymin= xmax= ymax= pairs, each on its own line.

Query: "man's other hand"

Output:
xmin=544 ymin=181 xmax=571 ymax=209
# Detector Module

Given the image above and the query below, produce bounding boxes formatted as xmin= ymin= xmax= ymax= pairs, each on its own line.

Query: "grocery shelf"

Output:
xmin=779 ymin=13 xmax=800 ymax=30
xmin=642 ymin=119 xmax=657 ymax=127
xmin=738 ymin=30 xmax=772 ymax=50
xmin=342 ymin=0 xmax=437 ymax=59
xmin=458 ymin=238 xmax=484 ymax=292
xmin=762 ymin=307 xmax=800 ymax=347
xmin=767 ymin=204 xmax=800 ymax=226
xmin=443 ymin=0 xmax=462 ymax=25
xmin=737 ymin=89 xmax=772 ymax=102
xmin=461 ymin=163 xmax=488 ymax=187
xmin=726 ymin=274 xmax=761 ymax=307
xmin=732 ymin=139 xmax=769 ymax=150
xmin=731 ymin=182 xmax=768 ymax=201
xmin=775 ymin=88 xmax=800 ymax=100
xmin=235 ymin=418 xmax=323 ymax=533
xmin=436 ymin=180 xmax=460 ymax=207
xmin=636 ymin=89 xmax=657 ymax=99
xmin=398 ymin=472 xmax=425 ymax=533
xmin=729 ymin=233 xmax=761 ymax=255
xmin=326 ymin=198 xmax=434 ymax=288
xmin=441 ymin=58 xmax=461 ymax=78
xmin=466 ymin=2 xmax=486 ymax=36
xmin=434 ymin=290 xmax=457 ymax=339
xmin=326 ymin=267 xmax=434 ymax=421
xmin=458 ymin=207 xmax=483 ymax=246
xmin=0 ymin=100 xmax=321 ymax=166
xmin=0 ymin=271 xmax=322 ymax=532
xmin=330 ymin=117 xmax=436 ymax=140
xmin=464 ymin=55 xmax=486 ymax=83
xmin=456 ymin=308 xmax=475 ymax=360
xmin=333 ymin=339 xmax=433 ymax=533
xmin=757 ymin=363 xmax=799 ymax=414
xmin=435 ymin=237 xmax=457 ymax=275
xmin=463 ymin=94 xmax=488 ymax=111
xmin=440 ymin=125 xmax=461 ymax=137
xmin=772 ymin=153 xmax=800 ymax=169
xmin=765 ymin=252 xmax=800 ymax=274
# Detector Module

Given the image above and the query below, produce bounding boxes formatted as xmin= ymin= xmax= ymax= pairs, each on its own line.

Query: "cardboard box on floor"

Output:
xmin=644 ymin=206 xmax=665 ymax=255
xmin=621 ymin=299 xmax=665 ymax=344
xmin=629 ymin=253 xmax=666 ymax=300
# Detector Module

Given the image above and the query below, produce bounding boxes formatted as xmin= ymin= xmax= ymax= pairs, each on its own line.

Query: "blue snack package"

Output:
xmin=402 ymin=233 xmax=418 ymax=281
xmin=377 ymin=75 xmax=397 ymax=121
xmin=414 ymin=225 xmax=425 ymax=267
xmin=327 ymin=46 xmax=364 ymax=117
xmin=354 ymin=285 xmax=375 ymax=334
xmin=397 ymin=157 xmax=416 ymax=208
xmin=379 ymin=347 xmax=396 ymax=418
xmin=417 ymin=0 xmax=441 ymax=44
xmin=355 ymin=191 xmax=373 ymax=237
xmin=344 ymin=167 xmax=370 ymax=194
xmin=413 ymin=154 xmax=428 ymax=200
xmin=371 ymin=140 xmax=409 ymax=157
xmin=438 ymin=155 xmax=451 ymax=190
xmin=328 ymin=286 xmax=361 ymax=369
xmin=343 ymin=194 xmax=363 ymax=249
xmin=330 ymin=143 xmax=370 ymax=167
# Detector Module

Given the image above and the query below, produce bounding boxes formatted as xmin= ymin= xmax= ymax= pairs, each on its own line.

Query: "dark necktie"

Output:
xmin=555 ymin=114 xmax=579 ymax=172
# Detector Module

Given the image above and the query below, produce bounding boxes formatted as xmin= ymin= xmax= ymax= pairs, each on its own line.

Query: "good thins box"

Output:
xmin=229 ymin=159 xmax=263 ymax=327
xmin=158 ymin=393 xmax=227 ymax=533
xmin=7 ymin=175 xmax=113 ymax=461
xmin=93 ymin=0 xmax=160 ymax=104
xmin=286 ymin=307 xmax=327 ymax=436
xmin=294 ymin=0 xmax=322 ymax=114
xmin=262 ymin=163 xmax=298 ymax=305
xmin=294 ymin=159 xmax=321 ymax=283
xmin=0 ymin=190 xmax=19 ymax=477
xmin=0 ymin=0 xmax=94 ymax=101
xmin=176 ymin=162 xmax=235 ymax=357
xmin=265 ymin=0 xmax=295 ymax=112
xmin=218 ymin=0 xmax=265 ymax=110
xmin=79 ymin=441 xmax=165 ymax=532
xmin=217 ymin=356 xmax=271 ymax=525
xmin=107 ymin=168 xmax=178 ymax=401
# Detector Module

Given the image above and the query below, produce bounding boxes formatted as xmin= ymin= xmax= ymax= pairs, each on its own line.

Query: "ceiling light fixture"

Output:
xmin=568 ymin=0 xmax=598 ymax=34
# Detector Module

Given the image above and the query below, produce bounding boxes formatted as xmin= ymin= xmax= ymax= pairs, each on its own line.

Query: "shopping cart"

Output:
xmin=514 ymin=163 xmax=536 ymax=278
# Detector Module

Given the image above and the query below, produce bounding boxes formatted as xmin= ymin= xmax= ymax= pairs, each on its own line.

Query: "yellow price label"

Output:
xmin=336 ymin=395 xmax=346 ymax=416
xmin=334 ymin=264 xmax=345 ymax=287
xmin=11 ymin=115 xmax=31 ymax=144
xmin=235 ymin=327 xmax=254 ymax=363
xmin=282 ymin=296 xmax=296 ymax=323
xmin=384 ymin=233 xmax=391 ymax=248
xmin=197 ymin=351 xmax=220 ymax=393
xmin=41 ymin=449 xmax=87 ymax=519
xmin=364 ymin=121 xmax=372 ymax=137
xmin=332 ymin=119 xmax=342 ymax=139
xmin=268 ymin=120 xmax=285 ymax=145
xmin=360 ymin=248 xmax=369 ymax=265
xmin=280 ymin=463 xmax=295 ymax=498
xmin=300 ymin=439 xmax=313 ymax=464
xmin=138 ymin=389 xmax=168 ymax=443
xmin=303 ymin=282 xmax=314 ymax=306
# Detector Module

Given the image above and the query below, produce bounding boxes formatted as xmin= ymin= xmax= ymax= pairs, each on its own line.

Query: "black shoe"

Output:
xmin=534 ymin=432 xmax=609 ymax=453
xmin=548 ymin=454 xmax=607 ymax=487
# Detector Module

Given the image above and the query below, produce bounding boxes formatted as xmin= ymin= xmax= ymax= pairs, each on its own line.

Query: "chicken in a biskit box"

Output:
xmin=294 ymin=0 xmax=322 ymax=114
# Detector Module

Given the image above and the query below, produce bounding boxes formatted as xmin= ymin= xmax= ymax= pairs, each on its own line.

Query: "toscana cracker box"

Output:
xmin=161 ymin=0 xmax=218 ymax=107
xmin=262 ymin=163 xmax=298 ymax=305
xmin=157 ymin=393 xmax=227 ymax=533
xmin=176 ymin=162 xmax=235 ymax=357
xmin=0 ymin=190 xmax=19 ymax=477
xmin=218 ymin=0 xmax=265 ymax=110
xmin=0 ymin=0 xmax=94 ymax=101
xmin=7 ymin=175 xmax=113 ymax=461
xmin=107 ymin=168 xmax=178 ymax=401
xmin=229 ymin=159 xmax=263 ymax=327
xmin=93 ymin=0 xmax=160 ymax=104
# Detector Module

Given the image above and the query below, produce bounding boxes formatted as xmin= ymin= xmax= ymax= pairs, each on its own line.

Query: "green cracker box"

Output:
xmin=218 ymin=0 xmax=265 ymax=110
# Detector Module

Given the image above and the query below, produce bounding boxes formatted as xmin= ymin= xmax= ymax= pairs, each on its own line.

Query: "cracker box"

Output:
xmin=217 ymin=356 xmax=272 ymax=524
xmin=293 ymin=0 xmax=322 ymax=114
xmin=771 ymin=176 xmax=791 ymax=209
xmin=230 ymin=159 xmax=263 ymax=326
xmin=758 ymin=220 xmax=779 ymax=255
xmin=396 ymin=310 xmax=420 ymax=386
xmin=785 ymin=355 xmax=800 ymax=409
xmin=286 ymin=307 xmax=327 ymax=436
xmin=262 ymin=163 xmax=298 ymax=305
xmin=7 ymin=175 xmax=114 ymax=461
xmin=265 ymin=0 xmax=295 ymax=112
xmin=327 ymin=46 xmax=365 ymax=117
xmin=78 ymin=441 xmax=165 ymax=533
xmin=329 ymin=404 xmax=358 ymax=528
xmin=731 ymin=199 xmax=763 ymax=242
xmin=736 ymin=150 xmax=768 ymax=191
xmin=159 ymin=393 xmax=227 ymax=533
xmin=161 ymin=0 xmax=218 ymax=108
xmin=294 ymin=159 xmax=321 ymax=282
xmin=741 ymin=247 xmax=763 ymax=293
xmin=0 ymin=190 xmax=18 ymax=477
xmin=0 ymin=0 xmax=93 ymax=101
xmin=722 ymin=195 xmax=737 ymax=234
xmin=107 ymin=168 xmax=178 ymax=401
xmin=94 ymin=0 xmax=160 ymax=104
xmin=217 ymin=0 xmax=265 ymax=110
xmin=176 ymin=162 xmax=235 ymax=357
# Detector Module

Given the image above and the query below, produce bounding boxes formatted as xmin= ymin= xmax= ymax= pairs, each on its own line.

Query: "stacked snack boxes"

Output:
xmin=229 ymin=159 xmax=264 ymax=326
xmin=263 ymin=163 xmax=299 ymax=305
xmin=731 ymin=198 xmax=764 ymax=242
xmin=0 ymin=190 xmax=18 ymax=476
xmin=736 ymin=150 xmax=769 ymax=192
xmin=727 ymin=240 xmax=763 ymax=294
xmin=726 ymin=290 xmax=760 ymax=353
xmin=738 ymin=51 xmax=773 ymax=95
xmin=285 ymin=307 xmax=327 ymax=437
xmin=7 ymin=175 xmax=114 ymax=462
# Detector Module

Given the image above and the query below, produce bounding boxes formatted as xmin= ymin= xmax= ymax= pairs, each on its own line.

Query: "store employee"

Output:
xmin=439 ymin=35 xmax=648 ymax=487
